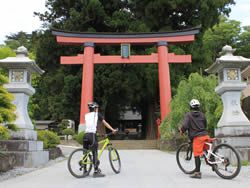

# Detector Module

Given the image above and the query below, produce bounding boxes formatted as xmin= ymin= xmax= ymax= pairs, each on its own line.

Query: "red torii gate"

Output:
xmin=52 ymin=27 xmax=199 ymax=127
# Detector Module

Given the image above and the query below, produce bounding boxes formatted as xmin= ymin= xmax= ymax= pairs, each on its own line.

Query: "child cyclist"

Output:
xmin=83 ymin=102 xmax=117 ymax=178
xmin=179 ymin=99 xmax=210 ymax=179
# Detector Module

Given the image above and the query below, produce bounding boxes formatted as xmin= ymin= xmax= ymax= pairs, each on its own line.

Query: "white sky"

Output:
xmin=0 ymin=0 xmax=250 ymax=45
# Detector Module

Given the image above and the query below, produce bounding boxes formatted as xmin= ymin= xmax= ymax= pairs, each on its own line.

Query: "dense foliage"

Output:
xmin=62 ymin=128 xmax=75 ymax=140
xmin=0 ymin=126 xmax=10 ymax=140
xmin=73 ymin=131 xmax=85 ymax=145
xmin=37 ymin=130 xmax=60 ymax=149
xmin=0 ymin=69 xmax=16 ymax=124
xmin=160 ymin=73 xmax=222 ymax=139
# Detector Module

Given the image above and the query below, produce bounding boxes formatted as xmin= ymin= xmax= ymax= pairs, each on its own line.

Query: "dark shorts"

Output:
xmin=83 ymin=133 xmax=98 ymax=150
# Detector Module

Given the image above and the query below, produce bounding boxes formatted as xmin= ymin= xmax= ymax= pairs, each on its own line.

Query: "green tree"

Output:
xmin=0 ymin=46 xmax=15 ymax=60
xmin=160 ymin=73 xmax=222 ymax=139
xmin=0 ymin=74 xmax=16 ymax=124
xmin=201 ymin=16 xmax=241 ymax=66
xmin=0 ymin=46 xmax=16 ymax=124
xmin=236 ymin=26 xmax=250 ymax=57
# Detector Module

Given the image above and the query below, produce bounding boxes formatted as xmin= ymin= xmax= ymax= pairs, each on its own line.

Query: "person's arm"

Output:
xmin=102 ymin=120 xmax=117 ymax=133
xmin=179 ymin=113 xmax=189 ymax=134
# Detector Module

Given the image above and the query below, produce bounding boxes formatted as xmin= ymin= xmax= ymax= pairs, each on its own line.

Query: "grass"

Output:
xmin=241 ymin=160 xmax=249 ymax=166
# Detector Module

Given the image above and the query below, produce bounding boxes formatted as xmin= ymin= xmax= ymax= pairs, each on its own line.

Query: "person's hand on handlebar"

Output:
xmin=112 ymin=128 xmax=118 ymax=134
xmin=178 ymin=127 xmax=183 ymax=134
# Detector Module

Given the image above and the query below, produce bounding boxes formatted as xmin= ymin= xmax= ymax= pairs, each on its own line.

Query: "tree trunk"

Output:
xmin=145 ymin=96 xmax=157 ymax=139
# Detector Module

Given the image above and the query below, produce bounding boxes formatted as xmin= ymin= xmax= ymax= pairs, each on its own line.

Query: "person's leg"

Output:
xmin=92 ymin=134 xmax=105 ymax=177
xmin=83 ymin=134 xmax=90 ymax=173
xmin=190 ymin=137 xmax=203 ymax=179
xmin=195 ymin=156 xmax=201 ymax=172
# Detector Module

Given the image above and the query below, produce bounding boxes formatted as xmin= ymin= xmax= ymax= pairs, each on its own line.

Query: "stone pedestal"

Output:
xmin=0 ymin=140 xmax=49 ymax=167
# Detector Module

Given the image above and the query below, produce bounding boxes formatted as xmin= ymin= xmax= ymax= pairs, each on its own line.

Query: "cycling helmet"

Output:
xmin=189 ymin=99 xmax=200 ymax=109
xmin=88 ymin=102 xmax=99 ymax=112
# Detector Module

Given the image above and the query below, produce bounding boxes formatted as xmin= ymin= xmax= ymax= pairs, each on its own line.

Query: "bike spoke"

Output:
xmin=109 ymin=148 xmax=121 ymax=174
xmin=67 ymin=149 xmax=93 ymax=178
xmin=212 ymin=144 xmax=241 ymax=179
xmin=176 ymin=143 xmax=196 ymax=174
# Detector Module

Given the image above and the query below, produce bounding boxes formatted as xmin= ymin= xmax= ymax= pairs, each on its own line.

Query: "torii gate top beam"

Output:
xmin=52 ymin=26 xmax=200 ymax=45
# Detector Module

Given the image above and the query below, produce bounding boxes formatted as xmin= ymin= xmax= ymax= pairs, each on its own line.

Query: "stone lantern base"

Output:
xmin=0 ymin=140 xmax=49 ymax=167
xmin=215 ymin=125 xmax=250 ymax=162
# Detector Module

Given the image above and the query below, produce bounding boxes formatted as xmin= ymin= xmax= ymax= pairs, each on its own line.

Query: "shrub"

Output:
xmin=6 ymin=123 xmax=19 ymax=132
xmin=38 ymin=130 xmax=60 ymax=149
xmin=160 ymin=73 xmax=222 ymax=140
xmin=0 ymin=126 xmax=10 ymax=140
xmin=62 ymin=128 xmax=75 ymax=136
xmin=62 ymin=128 xmax=75 ymax=140
xmin=58 ymin=120 xmax=69 ymax=135
xmin=74 ymin=131 xmax=85 ymax=145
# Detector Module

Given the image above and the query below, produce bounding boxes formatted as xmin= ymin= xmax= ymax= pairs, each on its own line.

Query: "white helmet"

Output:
xmin=189 ymin=99 xmax=200 ymax=108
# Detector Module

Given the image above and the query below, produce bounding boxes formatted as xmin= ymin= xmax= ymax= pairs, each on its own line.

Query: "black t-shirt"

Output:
xmin=181 ymin=111 xmax=208 ymax=140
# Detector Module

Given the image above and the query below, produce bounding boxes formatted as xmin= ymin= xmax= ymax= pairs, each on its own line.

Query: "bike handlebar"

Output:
xmin=100 ymin=129 xmax=119 ymax=137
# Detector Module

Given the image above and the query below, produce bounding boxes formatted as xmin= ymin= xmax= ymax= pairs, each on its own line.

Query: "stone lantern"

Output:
xmin=0 ymin=46 xmax=44 ymax=139
xmin=0 ymin=46 xmax=48 ymax=167
xmin=206 ymin=45 xmax=250 ymax=160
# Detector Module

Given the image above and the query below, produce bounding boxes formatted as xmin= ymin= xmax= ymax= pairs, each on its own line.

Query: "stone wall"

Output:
xmin=0 ymin=153 xmax=16 ymax=172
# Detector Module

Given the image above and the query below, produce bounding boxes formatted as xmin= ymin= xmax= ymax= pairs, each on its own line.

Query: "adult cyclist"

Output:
xmin=83 ymin=102 xmax=117 ymax=178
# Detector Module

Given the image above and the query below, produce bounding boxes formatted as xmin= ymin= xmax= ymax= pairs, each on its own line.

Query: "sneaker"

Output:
xmin=190 ymin=172 xmax=201 ymax=179
xmin=93 ymin=169 xmax=105 ymax=178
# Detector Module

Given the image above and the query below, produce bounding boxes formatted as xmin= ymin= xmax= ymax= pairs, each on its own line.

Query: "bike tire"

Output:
xmin=67 ymin=148 xmax=93 ymax=178
xmin=176 ymin=143 xmax=196 ymax=174
xmin=108 ymin=147 xmax=121 ymax=174
xmin=212 ymin=143 xmax=241 ymax=179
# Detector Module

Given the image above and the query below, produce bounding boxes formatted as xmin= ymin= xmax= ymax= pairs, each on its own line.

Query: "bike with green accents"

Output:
xmin=67 ymin=132 xmax=121 ymax=178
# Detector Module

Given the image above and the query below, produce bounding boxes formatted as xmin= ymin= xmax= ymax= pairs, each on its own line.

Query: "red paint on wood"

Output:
xmin=56 ymin=35 xmax=195 ymax=45
xmin=60 ymin=53 xmax=191 ymax=64
xmin=80 ymin=46 xmax=94 ymax=124
xmin=158 ymin=45 xmax=171 ymax=121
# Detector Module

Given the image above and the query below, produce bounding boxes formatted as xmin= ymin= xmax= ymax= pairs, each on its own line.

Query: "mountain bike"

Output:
xmin=176 ymin=138 xmax=241 ymax=179
xmin=67 ymin=132 xmax=121 ymax=178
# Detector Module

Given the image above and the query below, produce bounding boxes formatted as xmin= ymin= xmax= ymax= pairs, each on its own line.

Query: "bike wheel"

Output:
xmin=176 ymin=143 xmax=196 ymax=174
xmin=67 ymin=148 xmax=93 ymax=178
xmin=212 ymin=143 xmax=241 ymax=179
xmin=108 ymin=147 xmax=121 ymax=174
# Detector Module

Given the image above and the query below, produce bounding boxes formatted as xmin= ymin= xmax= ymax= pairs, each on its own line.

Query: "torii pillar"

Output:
xmin=158 ymin=41 xmax=171 ymax=119
xmin=80 ymin=42 xmax=94 ymax=124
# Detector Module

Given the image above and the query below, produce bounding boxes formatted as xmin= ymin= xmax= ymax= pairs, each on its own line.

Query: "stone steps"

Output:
xmin=109 ymin=140 xmax=158 ymax=149
xmin=60 ymin=139 xmax=159 ymax=149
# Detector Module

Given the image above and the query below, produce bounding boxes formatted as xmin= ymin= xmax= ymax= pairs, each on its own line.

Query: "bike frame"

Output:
xmin=81 ymin=137 xmax=112 ymax=165
xmin=203 ymin=142 xmax=224 ymax=165
xmin=97 ymin=137 xmax=111 ymax=160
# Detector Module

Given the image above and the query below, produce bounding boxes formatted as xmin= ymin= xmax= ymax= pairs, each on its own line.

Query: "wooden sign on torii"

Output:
xmin=52 ymin=27 xmax=199 ymax=128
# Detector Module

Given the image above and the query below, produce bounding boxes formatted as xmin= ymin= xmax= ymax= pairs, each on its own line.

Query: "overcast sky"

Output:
xmin=0 ymin=0 xmax=250 ymax=45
